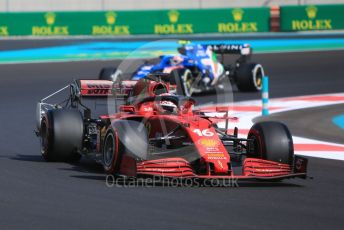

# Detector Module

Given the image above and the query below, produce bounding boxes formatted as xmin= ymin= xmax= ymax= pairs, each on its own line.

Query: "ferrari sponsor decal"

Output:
xmin=205 ymin=148 xmax=221 ymax=153
xmin=198 ymin=138 xmax=220 ymax=148
xmin=207 ymin=153 xmax=227 ymax=160
xmin=207 ymin=153 xmax=225 ymax=157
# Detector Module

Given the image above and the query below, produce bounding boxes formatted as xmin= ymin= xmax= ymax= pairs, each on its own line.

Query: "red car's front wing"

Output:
xmin=121 ymin=156 xmax=308 ymax=181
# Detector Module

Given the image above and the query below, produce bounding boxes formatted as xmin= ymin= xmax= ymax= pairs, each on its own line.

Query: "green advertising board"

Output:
xmin=280 ymin=4 xmax=344 ymax=31
xmin=0 ymin=7 xmax=270 ymax=36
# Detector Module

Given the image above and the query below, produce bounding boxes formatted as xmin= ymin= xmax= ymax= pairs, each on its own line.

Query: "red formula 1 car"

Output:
xmin=36 ymin=77 xmax=307 ymax=182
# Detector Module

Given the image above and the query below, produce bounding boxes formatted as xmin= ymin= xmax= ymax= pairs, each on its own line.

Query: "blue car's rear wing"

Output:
xmin=206 ymin=44 xmax=251 ymax=56
xmin=178 ymin=40 xmax=251 ymax=56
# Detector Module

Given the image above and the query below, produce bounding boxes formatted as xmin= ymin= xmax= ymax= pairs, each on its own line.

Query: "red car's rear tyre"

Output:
xmin=99 ymin=67 xmax=122 ymax=82
xmin=40 ymin=109 xmax=83 ymax=162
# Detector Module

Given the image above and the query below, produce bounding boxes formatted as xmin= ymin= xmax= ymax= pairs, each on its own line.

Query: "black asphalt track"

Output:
xmin=0 ymin=48 xmax=344 ymax=229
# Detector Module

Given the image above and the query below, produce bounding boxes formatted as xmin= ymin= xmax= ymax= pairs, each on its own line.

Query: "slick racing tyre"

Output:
xmin=236 ymin=63 xmax=264 ymax=92
xmin=103 ymin=120 xmax=148 ymax=175
xmin=169 ymin=68 xmax=194 ymax=97
xmin=99 ymin=67 xmax=122 ymax=82
xmin=247 ymin=121 xmax=294 ymax=165
xmin=40 ymin=109 xmax=84 ymax=162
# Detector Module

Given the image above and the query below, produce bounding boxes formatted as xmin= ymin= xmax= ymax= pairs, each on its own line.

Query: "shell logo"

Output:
xmin=168 ymin=10 xmax=180 ymax=23
xmin=232 ymin=8 xmax=244 ymax=22
xmin=306 ymin=6 xmax=317 ymax=19
xmin=198 ymin=138 xmax=220 ymax=148
xmin=106 ymin=12 xmax=117 ymax=25
xmin=45 ymin=12 xmax=56 ymax=25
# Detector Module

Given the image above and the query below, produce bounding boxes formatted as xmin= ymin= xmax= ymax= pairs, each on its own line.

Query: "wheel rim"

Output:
xmin=103 ymin=132 xmax=115 ymax=167
xmin=40 ymin=121 xmax=48 ymax=155
xmin=183 ymin=71 xmax=193 ymax=96
xmin=248 ymin=134 xmax=262 ymax=158
xmin=255 ymin=71 xmax=262 ymax=89
xmin=253 ymin=65 xmax=264 ymax=90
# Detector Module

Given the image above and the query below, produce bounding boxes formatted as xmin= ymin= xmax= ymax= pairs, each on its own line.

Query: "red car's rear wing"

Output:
xmin=79 ymin=80 xmax=113 ymax=96
xmin=78 ymin=79 xmax=177 ymax=98
xmin=78 ymin=79 xmax=137 ymax=97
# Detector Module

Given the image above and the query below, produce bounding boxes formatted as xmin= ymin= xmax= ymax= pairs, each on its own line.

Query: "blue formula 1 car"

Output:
xmin=99 ymin=42 xmax=265 ymax=96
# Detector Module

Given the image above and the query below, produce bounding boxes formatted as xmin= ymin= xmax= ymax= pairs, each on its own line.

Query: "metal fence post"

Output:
xmin=262 ymin=76 xmax=269 ymax=116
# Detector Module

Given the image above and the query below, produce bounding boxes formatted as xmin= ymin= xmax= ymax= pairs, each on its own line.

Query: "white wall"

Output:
xmin=1 ymin=0 xmax=344 ymax=12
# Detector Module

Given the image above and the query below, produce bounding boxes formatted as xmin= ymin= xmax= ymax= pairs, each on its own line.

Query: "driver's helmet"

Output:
xmin=157 ymin=93 xmax=178 ymax=114
xmin=170 ymin=55 xmax=184 ymax=66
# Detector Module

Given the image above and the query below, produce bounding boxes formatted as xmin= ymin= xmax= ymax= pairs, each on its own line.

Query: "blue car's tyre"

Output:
xmin=99 ymin=67 xmax=122 ymax=82
xmin=170 ymin=68 xmax=193 ymax=96
xmin=236 ymin=63 xmax=264 ymax=92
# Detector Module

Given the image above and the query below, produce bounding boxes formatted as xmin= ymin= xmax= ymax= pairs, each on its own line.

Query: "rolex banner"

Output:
xmin=280 ymin=4 xmax=344 ymax=31
xmin=0 ymin=8 xmax=270 ymax=36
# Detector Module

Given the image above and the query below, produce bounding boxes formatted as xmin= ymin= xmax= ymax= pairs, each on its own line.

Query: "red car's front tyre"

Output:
xmin=247 ymin=121 xmax=294 ymax=165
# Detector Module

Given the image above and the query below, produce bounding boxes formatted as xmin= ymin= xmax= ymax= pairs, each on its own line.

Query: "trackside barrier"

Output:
xmin=262 ymin=76 xmax=269 ymax=116
xmin=280 ymin=4 xmax=344 ymax=31
xmin=0 ymin=7 xmax=270 ymax=36
xmin=0 ymin=5 xmax=343 ymax=36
